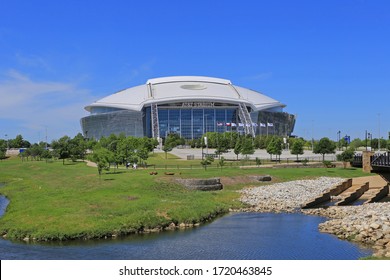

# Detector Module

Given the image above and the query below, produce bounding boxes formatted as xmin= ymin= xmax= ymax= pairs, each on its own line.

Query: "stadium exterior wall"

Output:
xmin=81 ymin=110 xmax=144 ymax=139
xmin=80 ymin=76 xmax=296 ymax=140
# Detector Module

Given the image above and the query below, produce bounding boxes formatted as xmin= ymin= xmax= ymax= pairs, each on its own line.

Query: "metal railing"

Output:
xmin=351 ymin=154 xmax=363 ymax=167
xmin=371 ymin=152 xmax=390 ymax=167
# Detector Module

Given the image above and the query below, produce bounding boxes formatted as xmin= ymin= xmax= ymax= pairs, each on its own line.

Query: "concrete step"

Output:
xmin=336 ymin=182 xmax=369 ymax=206
xmin=301 ymin=179 xmax=352 ymax=209
xmin=364 ymin=184 xmax=389 ymax=204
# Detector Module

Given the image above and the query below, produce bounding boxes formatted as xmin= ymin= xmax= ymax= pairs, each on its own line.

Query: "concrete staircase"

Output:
xmin=302 ymin=175 xmax=389 ymax=209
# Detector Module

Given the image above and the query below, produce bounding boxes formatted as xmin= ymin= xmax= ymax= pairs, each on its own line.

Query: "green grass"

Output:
xmin=0 ymin=155 xmax=371 ymax=241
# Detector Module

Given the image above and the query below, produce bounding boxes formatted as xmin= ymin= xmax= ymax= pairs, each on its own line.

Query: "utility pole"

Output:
xmin=378 ymin=113 xmax=381 ymax=151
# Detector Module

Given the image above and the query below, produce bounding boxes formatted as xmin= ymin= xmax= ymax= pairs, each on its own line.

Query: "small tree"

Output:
xmin=290 ymin=139 xmax=304 ymax=161
xmin=218 ymin=156 xmax=226 ymax=170
xmin=0 ymin=140 xmax=7 ymax=159
xmin=163 ymin=133 xmax=181 ymax=159
xmin=162 ymin=144 xmax=173 ymax=159
xmin=266 ymin=137 xmax=283 ymax=161
xmin=233 ymin=138 xmax=242 ymax=160
xmin=313 ymin=137 xmax=336 ymax=161
xmin=52 ymin=136 xmax=71 ymax=165
xmin=201 ymin=155 xmax=214 ymax=170
xmin=89 ymin=148 xmax=113 ymax=178
xmin=241 ymin=137 xmax=255 ymax=159
xmin=336 ymin=148 xmax=355 ymax=168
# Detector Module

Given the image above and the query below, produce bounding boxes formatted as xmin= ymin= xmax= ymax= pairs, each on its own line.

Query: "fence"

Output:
xmin=140 ymin=155 xmax=337 ymax=170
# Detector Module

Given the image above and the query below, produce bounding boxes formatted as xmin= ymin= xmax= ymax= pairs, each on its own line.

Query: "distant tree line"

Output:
xmin=2 ymin=132 xmax=390 ymax=165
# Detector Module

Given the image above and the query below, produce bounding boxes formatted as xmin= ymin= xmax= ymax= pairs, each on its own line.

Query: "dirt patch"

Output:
xmin=220 ymin=175 xmax=280 ymax=186
xmin=126 ymin=196 xmax=139 ymax=201
xmin=220 ymin=176 xmax=253 ymax=186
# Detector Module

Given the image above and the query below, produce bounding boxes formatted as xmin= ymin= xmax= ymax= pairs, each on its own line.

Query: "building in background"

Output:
xmin=80 ymin=76 xmax=295 ymax=139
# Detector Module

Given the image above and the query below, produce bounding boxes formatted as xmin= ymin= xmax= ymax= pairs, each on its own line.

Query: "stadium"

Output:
xmin=80 ymin=76 xmax=296 ymax=140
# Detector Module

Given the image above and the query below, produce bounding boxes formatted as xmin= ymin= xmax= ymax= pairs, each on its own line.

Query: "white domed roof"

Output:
xmin=85 ymin=76 xmax=285 ymax=112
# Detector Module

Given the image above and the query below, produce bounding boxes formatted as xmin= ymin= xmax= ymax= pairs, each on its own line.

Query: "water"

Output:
xmin=0 ymin=195 xmax=9 ymax=218
xmin=0 ymin=212 xmax=372 ymax=260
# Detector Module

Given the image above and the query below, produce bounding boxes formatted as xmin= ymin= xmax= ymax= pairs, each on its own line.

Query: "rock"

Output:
xmin=251 ymin=175 xmax=272 ymax=182
xmin=177 ymin=178 xmax=223 ymax=191
xmin=376 ymin=239 xmax=388 ymax=246
xmin=179 ymin=223 xmax=186 ymax=229
xmin=370 ymin=223 xmax=381 ymax=230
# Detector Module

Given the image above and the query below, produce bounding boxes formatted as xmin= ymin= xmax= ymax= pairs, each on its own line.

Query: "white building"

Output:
xmin=81 ymin=76 xmax=295 ymax=139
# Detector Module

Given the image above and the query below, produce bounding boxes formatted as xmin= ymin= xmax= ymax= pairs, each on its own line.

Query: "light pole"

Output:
xmin=365 ymin=130 xmax=368 ymax=151
xmin=337 ymin=131 xmax=341 ymax=151
xmin=311 ymin=120 xmax=314 ymax=151
xmin=378 ymin=113 xmax=381 ymax=151
xmin=368 ymin=132 xmax=372 ymax=151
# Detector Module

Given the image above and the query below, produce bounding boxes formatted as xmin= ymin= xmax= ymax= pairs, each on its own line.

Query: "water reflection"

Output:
xmin=0 ymin=212 xmax=372 ymax=260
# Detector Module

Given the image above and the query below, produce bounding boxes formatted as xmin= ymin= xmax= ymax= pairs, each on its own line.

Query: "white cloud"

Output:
xmin=0 ymin=70 xmax=94 ymax=142
xmin=15 ymin=53 xmax=52 ymax=71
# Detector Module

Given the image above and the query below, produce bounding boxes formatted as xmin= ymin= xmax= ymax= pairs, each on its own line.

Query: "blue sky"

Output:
xmin=0 ymin=0 xmax=389 ymax=143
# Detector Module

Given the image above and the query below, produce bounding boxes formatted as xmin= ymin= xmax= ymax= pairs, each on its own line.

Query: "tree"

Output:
xmin=7 ymin=134 xmax=31 ymax=149
xmin=41 ymin=149 xmax=53 ymax=162
xmin=313 ymin=137 xmax=336 ymax=161
xmin=162 ymin=143 xmax=173 ymax=159
xmin=163 ymin=133 xmax=182 ymax=159
xmin=136 ymin=148 xmax=149 ymax=166
xmin=215 ymin=134 xmax=229 ymax=159
xmin=336 ymin=148 xmax=355 ymax=168
xmin=290 ymin=138 xmax=304 ymax=161
xmin=233 ymin=138 xmax=242 ymax=160
xmin=218 ymin=156 xmax=226 ymax=170
xmin=27 ymin=144 xmax=45 ymax=161
xmin=349 ymin=138 xmax=363 ymax=151
xmin=240 ymin=136 xmax=255 ymax=158
xmin=89 ymin=147 xmax=114 ymax=177
xmin=69 ymin=133 xmax=87 ymax=161
xmin=266 ymin=137 xmax=283 ymax=161
xmin=201 ymin=155 xmax=214 ymax=170
xmin=52 ymin=136 xmax=71 ymax=165
xmin=0 ymin=140 xmax=7 ymax=159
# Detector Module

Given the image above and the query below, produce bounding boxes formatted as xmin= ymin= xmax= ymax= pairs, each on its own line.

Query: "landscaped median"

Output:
xmin=0 ymin=155 xmax=372 ymax=242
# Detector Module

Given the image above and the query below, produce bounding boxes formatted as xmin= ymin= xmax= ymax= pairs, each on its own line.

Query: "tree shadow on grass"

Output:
xmin=105 ymin=171 xmax=126 ymax=175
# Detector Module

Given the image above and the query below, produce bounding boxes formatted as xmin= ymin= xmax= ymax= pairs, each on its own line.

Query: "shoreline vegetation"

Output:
xmin=0 ymin=152 xmax=388 ymax=259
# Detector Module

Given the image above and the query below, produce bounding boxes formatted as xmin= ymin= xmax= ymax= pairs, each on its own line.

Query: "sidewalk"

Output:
xmin=160 ymin=147 xmax=340 ymax=162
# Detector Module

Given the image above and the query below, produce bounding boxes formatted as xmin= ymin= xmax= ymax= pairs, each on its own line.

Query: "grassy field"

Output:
xmin=0 ymin=154 xmax=371 ymax=241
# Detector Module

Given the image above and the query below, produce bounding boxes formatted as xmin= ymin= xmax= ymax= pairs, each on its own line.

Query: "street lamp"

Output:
xmin=365 ymin=130 xmax=368 ymax=151
xmin=368 ymin=132 xmax=372 ymax=151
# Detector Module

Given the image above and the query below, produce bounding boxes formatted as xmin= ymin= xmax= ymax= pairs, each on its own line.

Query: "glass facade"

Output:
xmin=81 ymin=110 xmax=144 ymax=139
xmin=156 ymin=107 xmax=238 ymax=140
xmin=81 ymin=106 xmax=296 ymax=140
xmin=251 ymin=111 xmax=296 ymax=136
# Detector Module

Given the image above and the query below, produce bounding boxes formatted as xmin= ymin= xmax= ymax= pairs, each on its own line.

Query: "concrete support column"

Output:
xmin=362 ymin=151 xmax=374 ymax=173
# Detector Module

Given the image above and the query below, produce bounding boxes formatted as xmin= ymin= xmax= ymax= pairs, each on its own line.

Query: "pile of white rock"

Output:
xmin=239 ymin=177 xmax=345 ymax=213
xmin=304 ymin=203 xmax=390 ymax=257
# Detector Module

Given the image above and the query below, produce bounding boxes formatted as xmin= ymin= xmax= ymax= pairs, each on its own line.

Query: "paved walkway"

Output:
xmin=157 ymin=147 xmax=341 ymax=161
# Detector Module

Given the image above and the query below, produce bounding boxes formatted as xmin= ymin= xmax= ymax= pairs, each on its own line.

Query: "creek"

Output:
xmin=0 ymin=212 xmax=372 ymax=260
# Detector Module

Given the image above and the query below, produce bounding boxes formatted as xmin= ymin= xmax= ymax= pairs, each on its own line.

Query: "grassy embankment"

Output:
xmin=0 ymin=153 xmax=371 ymax=241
